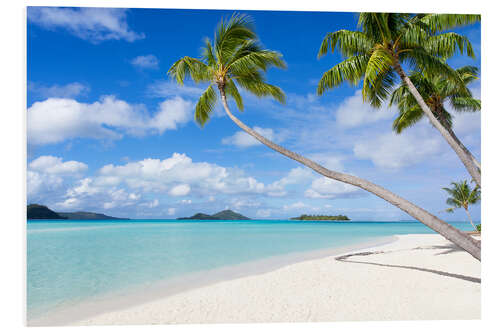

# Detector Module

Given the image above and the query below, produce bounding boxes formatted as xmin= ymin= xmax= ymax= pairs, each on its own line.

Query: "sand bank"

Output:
xmin=33 ymin=234 xmax=481 ymax=325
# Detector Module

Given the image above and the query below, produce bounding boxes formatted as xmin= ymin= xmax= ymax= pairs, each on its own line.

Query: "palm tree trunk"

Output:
xmin=218 ymin=86 xmax=481 ymax=261
xmin=393 ymin=62 xmax=481 ymax=187
xmin=464 ymin=208 xmax=477 ymax=230
xmin=446 ymin=125 xmax=481 ymax=170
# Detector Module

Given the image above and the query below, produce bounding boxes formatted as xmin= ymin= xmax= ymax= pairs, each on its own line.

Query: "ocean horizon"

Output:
xmin=27 ymin=219 xmax=474 ymax=321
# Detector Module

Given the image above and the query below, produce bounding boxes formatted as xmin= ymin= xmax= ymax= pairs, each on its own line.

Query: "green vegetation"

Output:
xmin=443 ymin=180 xmax=481 ymax=230
xmin=476 ymin=224 xmax=481 ymax=232
xmin=177 ymin=210 xmax=250 ymax=220
xmin=27 ymin=204 xmax=66 ymax=220
xmin=168 ymin=13 xmax=286 ymax=127
xmin=317 ymin=13 xmax=481 ymax=186
xmin=27 ymin=204 xmax=129 ymax=220
xmin=291 ymin=214 xmax=350 ymax=221
xmin=167 ymin=12 xmax=482 ymax=260
xmin=57 ymin=212 xmax=129 ymax=220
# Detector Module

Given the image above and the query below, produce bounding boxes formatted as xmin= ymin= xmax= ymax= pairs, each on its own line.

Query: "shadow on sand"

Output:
xmin=335 ymin=247 xmax=481 ymax=284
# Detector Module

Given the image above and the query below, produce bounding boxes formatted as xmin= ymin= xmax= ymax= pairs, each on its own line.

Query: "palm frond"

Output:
xmin=236 ymin=77 xmax=285 ymax=104
xmin=392 ymin=104 xmax=425 ymax=133
xmin=450 ymin=97 xmax=481 ymax=112
xmin=420 ymin=14 xmax=481 ymax=33
xmin=167 ymin=56 xmax=211 ymax=85
xmin=225 ymin=79 xmax=244 ymax=111
xmin=423 ymin=32 xmax=475 ymax=59
xmin=318 ymin=30 xmax=373 ymax=58
xmin=317 ymin=54 xmax=369 ymax=95
xmin=195 ymin=85 xmax=217 ymax=126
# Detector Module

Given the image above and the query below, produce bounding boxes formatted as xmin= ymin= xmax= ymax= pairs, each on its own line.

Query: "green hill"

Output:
xmin=57 ymin=212 xmax=129 ymax=220
xmin=27 ymin=204 xmax=129 ymax=220
xmin=212 ymin=210 xmax=250 ymax=220
xmin=291 ymin=214 xmax=350 ymax=221
xmin=27 ymin=204 xmax=67 ymax=220
xmin=177 ymin=210 xmax=250 ymax=220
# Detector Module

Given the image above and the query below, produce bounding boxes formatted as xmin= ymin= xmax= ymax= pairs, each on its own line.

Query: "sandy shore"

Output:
xmin=36 ymin=234 xmax=481 ymax=325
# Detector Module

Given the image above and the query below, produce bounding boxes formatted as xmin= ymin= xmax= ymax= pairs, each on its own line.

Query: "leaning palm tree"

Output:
xmin=317 ymin=13 xmax=481 ymax=186
xmin=390 ymin=66 xmax=481 ymax=169
xmin=168 ymin=13 xmax=480 ymax=260
xmin=443 ymin=180 xmax=480 ymax=230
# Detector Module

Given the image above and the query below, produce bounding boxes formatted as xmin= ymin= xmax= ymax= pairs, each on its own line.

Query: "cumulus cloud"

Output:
xmin=28 ymin=7 xmax=144 ymax=43
xmin=169 ymin=184 xmax=191 ymax=196
xmin=96 ymin=153 xmax=269 ymax=196
xmin=353 ymin=125 xmax=443 ymax=169
xmin=29 ymin=155 xmax=88 ymax=175
xmin=27 ymin=96 xmax=193 ymax=145
xmin=28 ymin=82 xmax=90 ymax=99
xmin=304 ymin=177 xmax=360 ymax=199
xmin=131 ymin=55 xmax=159 ymax=69
xmin=266 ymin=167 xmax=315 ymax=197
xmin=27 ymin=156 xmax=88 ymax=201
xmin=336 ymin=90 xmax=393 ymax=128
xmin=222 ymin=127 xmax=282 ymax=148
xmin=283 ymin=201 xmax=308 ymax=210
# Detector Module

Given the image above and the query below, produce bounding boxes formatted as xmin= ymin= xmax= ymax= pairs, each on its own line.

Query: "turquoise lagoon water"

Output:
xmin=27 ymin=219 xmax=473 ymax=319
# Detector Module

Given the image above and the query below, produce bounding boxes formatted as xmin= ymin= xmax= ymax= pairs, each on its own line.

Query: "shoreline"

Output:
xmin=29 ymin=233 xmax=480 ymax=326
xmin=28 ymin=235 xmax=397 ymax=326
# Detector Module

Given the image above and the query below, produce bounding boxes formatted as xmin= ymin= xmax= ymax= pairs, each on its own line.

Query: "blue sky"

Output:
xmin=26 ymin=7 xmax=481 ymax=221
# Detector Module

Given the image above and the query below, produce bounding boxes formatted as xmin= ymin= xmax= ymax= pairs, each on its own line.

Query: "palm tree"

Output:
xmin=317 ymin=13 xmax=481 ymax=186
xmin=168 ymin=13 xmax=481 ymax=260
xmin=443 ymin=180 xmax=480 ymax=230
xmin=390 ymin=66 xmax=481 ymax=169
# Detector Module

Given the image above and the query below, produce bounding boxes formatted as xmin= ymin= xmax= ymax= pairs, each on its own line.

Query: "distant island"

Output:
xmin=177 ymin=209 xmax=250 ymax=220
xmin=291 ymin=214 xmax=350 ymax=221
xmin=27 ymin=204 xmax=129 ymax=220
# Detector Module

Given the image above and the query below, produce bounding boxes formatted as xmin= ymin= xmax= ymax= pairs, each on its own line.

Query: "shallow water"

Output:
xmin=27 ymin=219 xmax=472 ymax=319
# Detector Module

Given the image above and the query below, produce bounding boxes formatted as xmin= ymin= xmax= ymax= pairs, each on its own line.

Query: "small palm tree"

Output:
xmin=443 ymin=180 xmax=481 ymax=230
xmin=317 ymin=13 xmax=481 ymax=186
xmin=168 ymin=13 xmax=481 ymax=260
xmin=168 ymin=14 xmax=286 ymax=126
xmin=390 ymin=66 xmax=481 ymax=169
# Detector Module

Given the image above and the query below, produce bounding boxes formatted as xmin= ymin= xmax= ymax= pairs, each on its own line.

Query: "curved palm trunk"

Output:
xmin=464 ymin=208 xmax=477 ymax=230
xmin=218 ymin=86 xmax=481 ymax=261
xmin=446 ymin=126 xmax=481 ymax=170
xmin=394 ymin=63 xmax=481 ymax=187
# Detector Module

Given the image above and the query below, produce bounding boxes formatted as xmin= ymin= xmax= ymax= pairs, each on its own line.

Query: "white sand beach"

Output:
xmin=37 ymin=234 xmax=481 ymax=325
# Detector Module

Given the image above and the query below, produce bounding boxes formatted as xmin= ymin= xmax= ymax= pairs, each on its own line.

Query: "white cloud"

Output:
xmin=96 ymin=153 xmax=268 ymax=196
xmin=27 ymin=96 xmax=193 ymax=145
xmin=221 ymin=127 xmax=281 ymax=148
xmin=336 ymin=90 xmax=393 ymax=128
xmin=167 ymin=208 xmax=176 ymax=216
xmin=267 ymin=167 xmax=315 ymax=197
xmin=305 ymin=177 xmax=360 ymax=199
xmin=141 ymin=199 xmax=159 ymax=208
xmin=28 ymin=82 xmax=89 ymax=99
xmin=131 ymin=55 xmax=159 ymax=69
xmin=28 ymin=7 xmax=144 ymax=43
xmin=283 ymin=201 xmax=308 ymax=210
xmin=147 ymin=80 xmax=204 ymax=98
xmin=27 ymin=156 xmax=88 ymax=200
xmin=169 ymin=184 xmax=191 ymax=196
xmin=29 ymin=155 xmax=88 ymax=175
xmin=150 ymin=98 xmax=193 ymax=132
xmin=307 ymin=154 xmax=345 ymax=171
xmin=353 ymin=125 xmax=442 ymax=169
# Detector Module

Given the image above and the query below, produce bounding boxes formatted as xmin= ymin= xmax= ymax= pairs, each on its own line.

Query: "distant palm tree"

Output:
xmin=390 ymin=66 xmax=481 ymax=169
xmin=443 ymin=180 xmax=481 ymax=230
xmin=168 ymin=13 xmax=481 ymax=260
xmin=317 ymin=13 xmax=481 ymax=186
